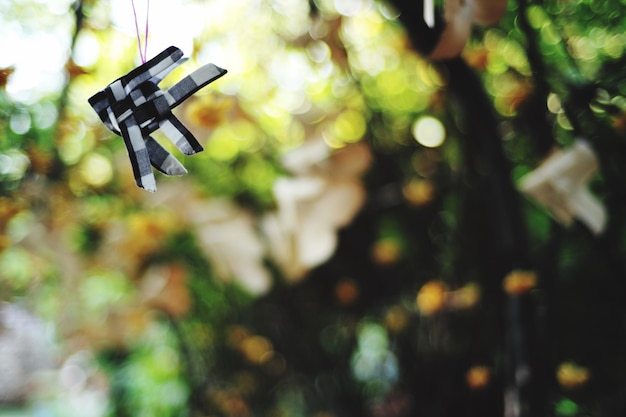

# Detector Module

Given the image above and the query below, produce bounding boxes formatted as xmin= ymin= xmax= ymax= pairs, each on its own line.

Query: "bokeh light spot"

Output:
xmin=307 ymin=41 xmax=331 ymax=63
xmin=557 ymin=112 xmax=573 ymax=130
xmin=555 ymin=398 xmax=579 ymax=416
xmin=384 ymin=306 xmax=409 ymax=334
xmin=79 ymin=153 xmax=113 ymax=187
xmin=547 ymin=93 xmax=562 ymax=114
xmin=526 ymin=5 xmax=548 ymax=29
xmin=0 ymin=150 xmax=30 ymax=179
xmin=334 ymin=109 xmax=367 ymax=143
xmin=376 ymin=71 xmax=405 ymax=96
xmin=9 ymin=111 xmax=31 ymax=134
xmin=371 ymin=238 xmax=402 ymax=265
xmin=335 ymin=279 xmax=360 ymax=305
xmin=0 ymin=246 xmax=34 ymax=290
xmin=603 ymin=34 xmax=624 ymax=58
xmin=569 ymin=36 xmax=598 ymax=61
xmin=412 ymin=116 xmax=445 ymax=148
xmin=206 ymin=128 xmax=241 ymax=161
xmin=466 ymin=366 xmax=490 ymax=389
xmin=73 ymin=30 xmax=100 ymax=68
xmin=540 ymin=24 xmax=561 ymax=46
xmin=503 ymin=270 xmax=537 ymax=295
xmin=402 ymin=178 xmax=435 ymax=206
xmin=416 ymin=280 xmax=447 ymax=315
xmin=334 ymin=0 xmax=364 ymax=17
xmin=32 ymin=101 xmax=58 ymax=129
xmin=557 ymin=362 xmax=590 ymax=389
xmin=241 ymin=335 xmax=274 ymax=365
xmin=357 ymin=322 xmax=389 ymax=352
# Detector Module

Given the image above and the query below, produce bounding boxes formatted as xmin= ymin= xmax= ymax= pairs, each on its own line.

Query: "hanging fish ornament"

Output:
xmin=88 ymin=1 xmax=226 ymax=192
xmin=88 ymin=46 xmax=226 ymax=192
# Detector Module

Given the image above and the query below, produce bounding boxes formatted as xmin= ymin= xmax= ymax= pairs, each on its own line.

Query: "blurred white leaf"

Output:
xmin=428 ymin=0 xmax=507 ymax=60
xmin=519 ymin=139 xmax=607 ymax=235
xmin=192 ymin=199 xmax=272 ymax=296
xmin=262 ymin=141 xmax=371 ymax=281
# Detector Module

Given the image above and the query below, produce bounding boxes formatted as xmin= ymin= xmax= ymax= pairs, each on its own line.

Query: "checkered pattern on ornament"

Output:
xmin=89 ymin=46 xmax=227 ymax=192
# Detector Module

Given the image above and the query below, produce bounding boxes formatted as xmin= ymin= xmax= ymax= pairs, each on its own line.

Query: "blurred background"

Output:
xmin=2 ymin=0 xmax=626 ymax=416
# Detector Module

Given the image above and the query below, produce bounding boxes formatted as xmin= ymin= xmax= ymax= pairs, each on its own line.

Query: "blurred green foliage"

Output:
xmin=2 ymin=0 xmax=626 ymax=416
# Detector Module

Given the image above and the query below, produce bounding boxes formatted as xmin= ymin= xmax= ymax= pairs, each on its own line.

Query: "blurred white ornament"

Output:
xmin=262 ymin=140 xmax=371 ymax=281
xmin=428 ymin=0 xmax=507 ymax=60
xmin=191 ymin=199 xmax=272 ymax=295
xmin=519 ymin=139 xmax=607 ymax=235
xmin=0 ymin=303 xmax=52 ymax=405
xmin=280 ymin=138 xmax=330 ymax=175
xmin=281 ymin=137 xmax=372 ymax=178
xmin=146 ymin=184 xmax=272 ymax=296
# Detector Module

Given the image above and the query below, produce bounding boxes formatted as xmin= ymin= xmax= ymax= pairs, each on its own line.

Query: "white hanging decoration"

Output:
xmin=427 ymin=0 xmax=508 ymax=60
xmin=424 ymin=0 xmax=436 ymax=28
xmin=518 ymin=139 xmax=607 ymax=235
xmin=261 ymin=140 xmax=372 ymax=281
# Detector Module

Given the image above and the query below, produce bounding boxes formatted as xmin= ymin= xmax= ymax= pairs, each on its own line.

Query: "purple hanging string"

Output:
xmin=131 ymin=0 xmax=150 ymax=63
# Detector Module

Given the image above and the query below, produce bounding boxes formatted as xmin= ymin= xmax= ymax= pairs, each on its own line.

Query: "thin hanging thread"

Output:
xmin=131 ymin=0 xmax=150 ymax=63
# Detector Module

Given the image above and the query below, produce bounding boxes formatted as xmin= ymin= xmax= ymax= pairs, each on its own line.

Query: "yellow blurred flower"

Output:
xmin=241 ymin=335 xmax=274 ymax=365
xmin=402 ymin=178 xmax=435 ymax=206
xmin=416 ymin=280 xmax=448 ymax=316
xmin=123 ymin=211 xmax=179 ymax=259
xmin=371 ymin=238 xmax=403 ymax=266
xmin=446 ymin=283 xmax=481 ymax=310
xmin=557 ymin=362 xmax=590 ymax=389
xmin=128 ymin=211 xmax=177 ymax=238
xmin=228 ymin=325 xmax=251 ymax=349
xmin=210 ymin=389 xmax=251 ymax=417
xmin=79 ymin=153 xmax=113 ymax=188
xmin=466 ymin=366 xmax=490 ymax=389
xmin=183 ymin=94 xmax=235 ymax=133
xmin=227 ymin=326 xmax=278 ymax=367
xmin=384 ymin=306 xmax=410 ymax=333
xmin=503 ymin=270 xmax=537 ymax=295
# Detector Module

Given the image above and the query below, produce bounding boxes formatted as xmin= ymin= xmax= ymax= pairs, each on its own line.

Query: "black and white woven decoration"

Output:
xmin=89 ymin=46 xmax=226 ymax=192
